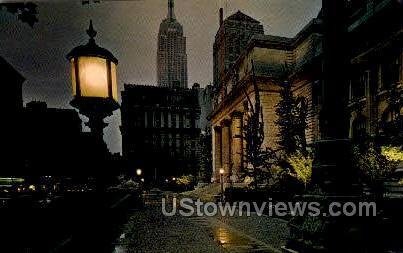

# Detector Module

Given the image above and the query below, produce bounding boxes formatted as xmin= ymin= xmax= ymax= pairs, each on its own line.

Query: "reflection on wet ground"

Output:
xmin=214 ymin=223 xmax=261 ymax=250
xmin=114 ymin=208 xmax=282 ymax=252
xmin=113 ymin=192 xmax=285 ymax=252
xmin=190 ymin=216 xmax=281 ymax=253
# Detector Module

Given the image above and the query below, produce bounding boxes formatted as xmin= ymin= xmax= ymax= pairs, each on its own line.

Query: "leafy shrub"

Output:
xmin=268 ymin=165 xmax=288 ymax=188
xmin=381 ymin=145 xmax=403 ymax=163
xmin=175 ymin=175 xmax=195 ymax=186
xmin=301 ymin=215 xmax=325 ymax=236
xmin=287 ymin=153 xmax=313 ymax=190
xmin=352 ymin=142 xmax=397 ymax=185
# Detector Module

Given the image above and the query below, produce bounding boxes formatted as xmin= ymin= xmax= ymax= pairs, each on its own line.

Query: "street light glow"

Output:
xmin=76 ymin=56 xmax=109 ymax=98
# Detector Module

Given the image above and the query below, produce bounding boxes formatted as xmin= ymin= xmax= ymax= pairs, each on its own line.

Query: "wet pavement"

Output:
xmin=114 ymin=197 xmax=289 ymax=253
xmin=215 ymin=214 xmax=289 ymax=251
xmin=191 ymin=215 xmax=284 ymax=253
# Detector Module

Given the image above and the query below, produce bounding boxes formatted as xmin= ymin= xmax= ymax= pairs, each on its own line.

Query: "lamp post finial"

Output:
xmin=87 ymin=19 xmax=97 ymax=44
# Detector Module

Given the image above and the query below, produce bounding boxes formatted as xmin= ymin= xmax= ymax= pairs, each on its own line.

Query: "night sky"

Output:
xmin=0 ymin=0 xmax=321 ymax=153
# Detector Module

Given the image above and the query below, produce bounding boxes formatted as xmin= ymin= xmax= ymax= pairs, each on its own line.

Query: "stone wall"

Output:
xmin=259 ymin=88 xmax=281 ymax=150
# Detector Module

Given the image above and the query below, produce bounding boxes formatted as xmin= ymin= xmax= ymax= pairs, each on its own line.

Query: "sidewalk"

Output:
xmin=118 ymin=206 xmax=289 ymax=252
xmin=117 ymin=207 xmax=221 ymax=252
xmin=214 ymin=212 xmax=289 ymax=251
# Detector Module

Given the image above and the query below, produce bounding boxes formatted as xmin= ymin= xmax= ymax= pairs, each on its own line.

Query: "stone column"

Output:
xmin=231 ymin=111 xmax=243 ymax=182
xmin=213 ymin=126 xmax=222 ymax=182
xmin=221 ymin=119 xmax=231 ymax=182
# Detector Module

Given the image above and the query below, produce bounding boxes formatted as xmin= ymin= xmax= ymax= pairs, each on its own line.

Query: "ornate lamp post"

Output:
xmin=67 ymin=20 xmax=119 ymax=139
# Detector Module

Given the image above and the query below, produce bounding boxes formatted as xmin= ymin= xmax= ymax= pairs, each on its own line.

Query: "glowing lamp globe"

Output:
xmin=70 ymin=55 xmax=118 ymax=101
xmin=67 ymin=20 xmax=119 ymax=137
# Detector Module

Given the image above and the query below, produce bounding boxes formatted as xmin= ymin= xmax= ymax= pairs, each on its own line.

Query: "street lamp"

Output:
xmin=136 ymin=169 xmax=142 ymax=177
xmin=67 ymin=20 xmax=119 ymax=139
xmin=219 ymin=168 xmax=224 ymax=202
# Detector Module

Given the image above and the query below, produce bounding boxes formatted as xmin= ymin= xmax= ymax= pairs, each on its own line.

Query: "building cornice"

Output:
xmin=208 ymin=75 xmax=279 ymax=121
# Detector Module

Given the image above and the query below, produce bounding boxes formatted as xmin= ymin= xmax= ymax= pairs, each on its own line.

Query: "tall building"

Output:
xmin=1 ymin=56 xmax=24 ymax=113
xmin=2 ymin=56 xmax=25 ymax=176
xmin=197 ymin=84 xmax=214 ymax=131
xmin=157 ymin=0 xmax=188 ymax=88
xmin=346 ymin=0 xmax=402 ymax=143
xmin=213 ymin=9 xmax=264 ymax=87
xmin=210 ymin=15 xmax=323 ymax=183
xmin=121 ymin=84 xmax=201 ymax=181
xmin=210 ymin=0 xmax=402 ymax=183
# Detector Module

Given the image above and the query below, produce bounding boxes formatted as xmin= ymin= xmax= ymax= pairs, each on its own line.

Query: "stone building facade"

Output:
xmin=120 ymin=84 xmax=201 ymax=181
xmin=210 ymin=1 xmax=402 ymax=183
xmin=157 ymin=0 xmax=188 ymax=88
xmin=210 ymin=12 xmax=323 ymax=183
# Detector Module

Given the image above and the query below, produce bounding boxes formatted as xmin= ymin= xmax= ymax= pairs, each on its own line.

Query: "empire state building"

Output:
xmin=157 ymin=0 xmax=188 ymax=88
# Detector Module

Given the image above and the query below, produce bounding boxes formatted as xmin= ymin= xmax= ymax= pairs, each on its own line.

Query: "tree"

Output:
xmin=296 ymin=97 xmax=308 ymax=153
xmin=242 ymin=60 xmax=277 ymax=189
xmin=275 ymin=80 xmax=308 ymax=155
xmin=0 ymin=3 xmax=38 ymax=27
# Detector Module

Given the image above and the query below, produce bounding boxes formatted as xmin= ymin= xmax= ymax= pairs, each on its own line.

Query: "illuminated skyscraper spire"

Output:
xmin=168 ymin=0 xmax=175 ymax=20
xmin=158 ymin=0 xmax=188 ymax=88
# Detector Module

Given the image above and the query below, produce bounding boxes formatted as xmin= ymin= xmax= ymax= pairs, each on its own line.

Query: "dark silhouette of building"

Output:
xmin=1 ymin=56 xmax=24 ymax=113
xmin=1 ymin=56 xmax=121 ymax=187
xmin=121 ymin=84 xmax=201 ymax=182
xmin=193 ymin=83 xmax=214 ymax=132
xmin=2 ymin=56 xmax=25 ymax=176
xmin=346 ymin=0 xmax=402 ymax=143
xmin=157 ymin=0 xmax=188 ymax=88
xmin=213 ymin=9 xmax=264 ymax=87
xmin=22 ymin=101 xmax=110 ymax=178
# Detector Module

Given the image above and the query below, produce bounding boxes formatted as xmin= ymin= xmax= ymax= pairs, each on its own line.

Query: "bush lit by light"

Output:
xmin=381 ymin=146 xmax=403 ymax=163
